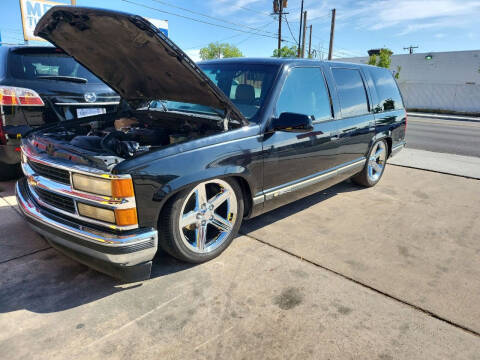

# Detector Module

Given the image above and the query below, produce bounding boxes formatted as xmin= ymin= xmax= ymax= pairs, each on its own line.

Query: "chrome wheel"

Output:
xmin=179 ymin=180 xmax=238 ymax=254
xmin=367 ymin=141 xmax=387 ymax=182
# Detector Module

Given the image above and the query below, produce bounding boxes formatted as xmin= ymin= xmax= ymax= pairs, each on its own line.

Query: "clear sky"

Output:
xmin=1 ymin=0 xmax=479 ymax=61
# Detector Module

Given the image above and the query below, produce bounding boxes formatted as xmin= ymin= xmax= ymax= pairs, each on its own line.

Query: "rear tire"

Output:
xmin=158 ymin=178 xmax=244 ymax=263
xmin=352 ymin=139 xmax=388 ymax=187
xmin=0 ymin=163 xmax=21 ymax=181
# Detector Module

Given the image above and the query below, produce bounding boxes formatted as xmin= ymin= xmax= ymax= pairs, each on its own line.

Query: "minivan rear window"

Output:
xmin=369 ymin=67 xmax=404 ymax=112
xmin=9 ymin=49 xmax=102 ymax=83
xmin=332 ymin=68 xmax=369 ymax=118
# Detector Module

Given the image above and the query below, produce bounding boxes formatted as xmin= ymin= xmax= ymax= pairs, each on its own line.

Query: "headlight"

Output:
xmin=77 ymin=203 xmax=116 ymax=223
xmin=72 ymin=173 xmax=134 ymax=197
xmin=77 ymin=203 xmax=138 ymax=226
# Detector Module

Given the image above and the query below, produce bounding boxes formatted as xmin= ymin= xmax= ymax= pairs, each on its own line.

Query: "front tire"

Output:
xmin=352 ymin=139 xmax=388 ymax=187
xmin=159 ymin=178 xmax=244 ymax=263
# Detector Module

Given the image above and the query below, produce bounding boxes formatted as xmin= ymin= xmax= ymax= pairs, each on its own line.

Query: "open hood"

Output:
xmin=35 ymin=6 xmax=247 ymax=124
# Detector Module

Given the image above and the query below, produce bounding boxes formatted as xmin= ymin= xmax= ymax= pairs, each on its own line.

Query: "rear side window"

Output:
xmin=276 ymin=67 xmax=332 ymax=121
xmin=332 ymin=68 xmax=369 ymax=118
xmin=369 ymin=67 xmax=404 ymax=112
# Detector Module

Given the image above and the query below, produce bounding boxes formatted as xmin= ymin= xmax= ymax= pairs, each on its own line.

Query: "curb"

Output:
xmin=408 ymin=113 xmax=480 ymax=123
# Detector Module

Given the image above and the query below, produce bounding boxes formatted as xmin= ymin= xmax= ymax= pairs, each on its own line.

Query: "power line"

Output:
xmin=147 ymin=0 xmax=278 ymax=36
xmin=184 ymin=33 xmax=244 ymax=50
xmin=120 ymin=0 xmax=281 ymax=40
xmin=308 ymin=14 xmax=331 ymax=23
xmin=236 ymin=5 xmax=271 ymax=16
xmin=235 ymin=21 xmax=276 ymax=46
xmin=283 ymin=15 xmax=299 ymax=45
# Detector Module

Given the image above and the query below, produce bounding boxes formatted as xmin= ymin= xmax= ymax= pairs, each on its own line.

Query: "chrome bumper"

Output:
xmin=16 ymin=178 xmax=158 ymax=280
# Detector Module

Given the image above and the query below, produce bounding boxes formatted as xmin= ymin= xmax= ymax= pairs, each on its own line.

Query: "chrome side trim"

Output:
xmin=262 ymin=157 xmax=366 ymax=201
xmin=54 ymin=101 xmax=120 ymax=106
xmin=390 ymin=141 xmax=406 ymax=157
xmin=16 ymin=180 xmax=157 ymax=266
xmin=252 ymin=194 xmax=265 ymax=206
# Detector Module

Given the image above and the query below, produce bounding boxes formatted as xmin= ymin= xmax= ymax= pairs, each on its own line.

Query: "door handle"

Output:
xmin=330 ymin=134 xmax=340 ymax=141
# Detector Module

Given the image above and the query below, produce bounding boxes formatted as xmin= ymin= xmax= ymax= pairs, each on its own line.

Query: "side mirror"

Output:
xmin=271 ymin=112 xmax=314 ymax=133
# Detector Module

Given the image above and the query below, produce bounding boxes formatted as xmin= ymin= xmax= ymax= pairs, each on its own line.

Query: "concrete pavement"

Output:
xmin=389 ymin=148 xmax=480 ymax=179
xmin=1 ymin=164 xmax=479 ymax=359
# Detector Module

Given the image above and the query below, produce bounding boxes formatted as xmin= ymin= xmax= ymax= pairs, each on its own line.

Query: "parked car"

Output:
xmin=0 ymin=45 xmax=120 ymax=180
xmin=16 ymin=6 xmax=406 ymax=281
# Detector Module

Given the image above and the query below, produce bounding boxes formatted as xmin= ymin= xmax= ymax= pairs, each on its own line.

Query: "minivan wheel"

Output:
xmin=159 ymin=178 xmax=244 ymax=263
xmin=352 ymin=139 xmax=388 ymax=187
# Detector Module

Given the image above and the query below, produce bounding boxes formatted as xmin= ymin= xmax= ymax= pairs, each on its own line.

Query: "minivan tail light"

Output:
xmin=0 ymin=122 xmax=6 ymax=145
xmin=0 ymin=86 xmax=44 ymax=106
xmin=405 ymin=113 xmax=408 ymax=131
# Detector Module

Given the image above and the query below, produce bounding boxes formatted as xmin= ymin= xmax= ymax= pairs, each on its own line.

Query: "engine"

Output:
xmin=36 ymin=111 xmax=224 ymax=162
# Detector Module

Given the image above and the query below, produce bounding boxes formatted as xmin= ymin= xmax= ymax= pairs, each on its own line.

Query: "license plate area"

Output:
xmin=77 ymin=108 xmax=106 ymax=118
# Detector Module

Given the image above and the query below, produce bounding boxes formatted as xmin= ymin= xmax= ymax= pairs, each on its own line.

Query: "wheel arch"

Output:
xmin=153 ymin=169 xmax=255 ymax=228
xmin=369 ymin=132 xmax=392 ymax=157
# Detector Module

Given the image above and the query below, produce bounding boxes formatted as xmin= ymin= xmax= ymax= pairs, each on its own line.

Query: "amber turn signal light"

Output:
xmin=115 ymin=208 xmax=138 ymax=226
xmin=111 ymin=179 xmax=135 ymax=198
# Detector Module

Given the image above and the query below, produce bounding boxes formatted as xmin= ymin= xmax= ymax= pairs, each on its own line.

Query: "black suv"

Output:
xmin=0 ymin=46 xmax=119 ymax=179
xmin=17 ymin=6 xmax=406 ymax=281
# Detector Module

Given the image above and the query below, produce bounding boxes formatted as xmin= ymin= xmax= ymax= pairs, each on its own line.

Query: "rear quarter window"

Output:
xmin=369 ymin=67 xmax=404 ymax=112
xmin=331 ymin=68 xmax=369 ymax=118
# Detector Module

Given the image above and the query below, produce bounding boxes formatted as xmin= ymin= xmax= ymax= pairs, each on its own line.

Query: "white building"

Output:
xmin=339 ymin=50 xmax=480 ymax=115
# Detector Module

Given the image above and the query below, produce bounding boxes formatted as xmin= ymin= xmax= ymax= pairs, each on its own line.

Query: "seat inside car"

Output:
xmin=235 ymin=84 xmax=255 ymax=105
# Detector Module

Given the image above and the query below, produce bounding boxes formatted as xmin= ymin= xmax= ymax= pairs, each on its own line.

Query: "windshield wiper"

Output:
xmin=37 ymin=75 xmax=88 ymax=84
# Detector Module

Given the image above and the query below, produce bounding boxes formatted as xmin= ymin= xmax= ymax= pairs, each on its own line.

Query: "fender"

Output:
xmin=127 ymin=134 xmax=264 ymax=229
xmin=156 ymin=165 xmax=254 ymax=203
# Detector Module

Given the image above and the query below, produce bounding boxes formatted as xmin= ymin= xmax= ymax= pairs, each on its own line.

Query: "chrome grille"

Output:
xmin=28 ymin=160 xmax=70 ymax=185
xmin=34 ymin=187 xmax=76 ymax=213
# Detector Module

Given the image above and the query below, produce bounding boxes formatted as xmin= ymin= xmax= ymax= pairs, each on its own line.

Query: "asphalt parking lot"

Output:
xmin=1 ymin=164 xmax=480 ymax=359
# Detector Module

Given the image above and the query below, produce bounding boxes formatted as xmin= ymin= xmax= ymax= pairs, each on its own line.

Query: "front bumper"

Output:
xmin=16 ymin=178 xmax=158 ymax=281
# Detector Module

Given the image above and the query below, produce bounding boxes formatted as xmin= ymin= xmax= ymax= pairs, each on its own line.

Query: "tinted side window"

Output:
xmin=332 ymin=68 xmax=369 ymax=118
xmin=276 ymin=67 xmax=332 ymax=121
xmin=369 ymin=67 xmax=404 ymax=112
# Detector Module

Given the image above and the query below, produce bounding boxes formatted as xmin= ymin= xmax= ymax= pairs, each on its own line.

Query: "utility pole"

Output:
xmin=301 ymin=11 xmax=307 ymax=57
xmin=328 ymin=8 xmax=336 ymax=60
xmin=308 ymin=25 xmax=312 ymax=58
xmin=403 ymin=45 xmax=418 ymax=54
xmin=277 ymin=0 xmax=283 ymax=54
xmin=297 ymin=0 xmax=304 ymax=57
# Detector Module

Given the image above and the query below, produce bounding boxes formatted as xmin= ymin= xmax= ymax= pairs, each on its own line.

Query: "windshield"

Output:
xmin=198 ymin=63 xmax=278 ymax=122
xmin=9 ymin=48 xmax=102 ymax=83
xmin=147 ymin=63 xmax=279 ymax=122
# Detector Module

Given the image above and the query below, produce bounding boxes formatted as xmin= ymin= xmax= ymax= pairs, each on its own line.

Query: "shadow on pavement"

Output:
xmin=0 ymin=179 xmax=361 ymax=315
xmin=0 ymin=247 xmax=196 ymax=314
xmin=241 ymin=180 xmax=362 ymax=234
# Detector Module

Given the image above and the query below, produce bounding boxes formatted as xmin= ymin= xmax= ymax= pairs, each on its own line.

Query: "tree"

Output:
xmin=199 ymin=42 xmax=243 ymax=60
xmin=394 ymin=65 xmax=402 ymax=79
xmin=368 ymin=48 xmax=393 ymax=68
xmin=272 ymin=45 xmax=298 ymax=58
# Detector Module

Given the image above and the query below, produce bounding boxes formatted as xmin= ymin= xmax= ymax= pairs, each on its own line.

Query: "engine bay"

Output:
xmin=33 ymin=110 xmax=230 ymax=168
